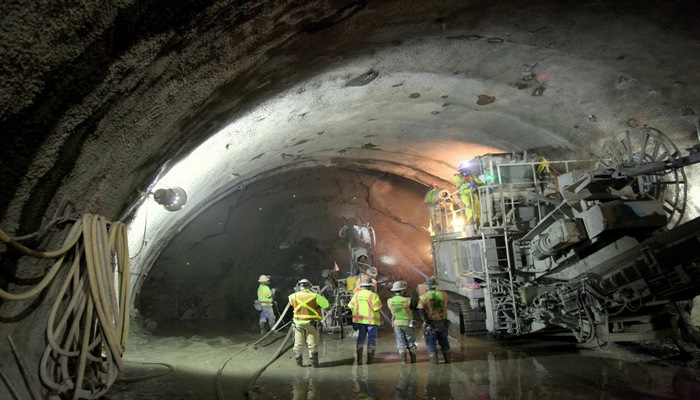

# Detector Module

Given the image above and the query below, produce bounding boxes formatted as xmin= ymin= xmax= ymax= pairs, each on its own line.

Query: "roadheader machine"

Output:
xmin=427 ymin=128 xmax=700 ymax=347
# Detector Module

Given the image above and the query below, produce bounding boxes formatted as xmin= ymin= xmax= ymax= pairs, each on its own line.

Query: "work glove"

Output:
xmin=352 ymin=323 xmax=359 ymax=331
xmin=424 ymin=324 xmax=435 ymax=336
xmin=344 ymin=307 xmax=352 ymax=316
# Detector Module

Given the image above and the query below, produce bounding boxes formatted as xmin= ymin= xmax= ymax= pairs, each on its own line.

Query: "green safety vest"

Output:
xmin=388 ymin=295 xmax=413 ymax=327
xmin=348 ymin=289 xmax=382 ymax=325
xmin=257 ymin=284 xmax=273 ymax=307
xmin=424 ymin=188 xmax=440 ymax=204
xmin=418 ymin=290 xmax=448 ymax=321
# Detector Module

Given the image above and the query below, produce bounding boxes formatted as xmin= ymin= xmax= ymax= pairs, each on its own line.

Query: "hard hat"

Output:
xmin=391 ymin=281 xmax=407 ymax=291
xmin=424 ymin=276 xmax=438 ymax=289
xmin=360 ymin=277 xmax=374 ymax=287
xmin=297 ymin=278 xmax=312 ymax=287
xmin=258 ymin=274 xmax=270 ymax=283
xmin=366 ymin=267 xmax=378 ymax=277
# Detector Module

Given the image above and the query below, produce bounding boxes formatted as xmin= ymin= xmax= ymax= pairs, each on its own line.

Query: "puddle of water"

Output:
xmin=107 ymin=322 xmax=700 ymax=399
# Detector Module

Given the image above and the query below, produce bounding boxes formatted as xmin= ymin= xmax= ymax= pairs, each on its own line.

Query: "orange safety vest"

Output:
xmin=348 ymin=289 xmax=382 ymax=326
xmin=289 ymin=290 xmax=323 ymax=322
xmin=418 ymin=290 xmax=448 ymax=321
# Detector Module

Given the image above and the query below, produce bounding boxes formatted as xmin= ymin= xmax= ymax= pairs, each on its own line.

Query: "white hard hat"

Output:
xmin=360 ymin=277 xmax=374 ymax=287
xmin=297 ymin=278 xmax=312 ymax=287
xmin=366 ymin=267 xmax=377 ymax=277
xmin=391 ymin=281 xmax=407 ymax=291
xmin=258 ymin=275 xmax=270 ymax=283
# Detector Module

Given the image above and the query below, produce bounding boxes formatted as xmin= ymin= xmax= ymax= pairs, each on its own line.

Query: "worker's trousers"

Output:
xmin=356 ymin=324 xmax=379 ymax=346
xmin=424 ymin=320 xmax=450 ymax=355
xmin=393 ymin=325 xmax=417 ymax=351
xmin=259 ymin=305 xmax=276 ymax=325
xmin=294 ymin=321 xmax=320 ymax=355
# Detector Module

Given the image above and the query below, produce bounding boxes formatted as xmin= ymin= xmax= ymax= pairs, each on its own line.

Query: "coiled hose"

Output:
xmin=0 ymin=214 xmax=130 ymax=400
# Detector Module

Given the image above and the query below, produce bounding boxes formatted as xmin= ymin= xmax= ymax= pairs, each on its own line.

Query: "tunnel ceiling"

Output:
xmin=1 ymin=0 xmax=700 ymax=292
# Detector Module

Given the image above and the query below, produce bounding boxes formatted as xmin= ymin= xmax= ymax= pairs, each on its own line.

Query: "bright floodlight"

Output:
xmin=152 ymin=187 xmax=188 ymax=211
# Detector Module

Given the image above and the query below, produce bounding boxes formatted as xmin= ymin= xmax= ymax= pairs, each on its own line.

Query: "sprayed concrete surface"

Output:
xmin=107 ymin=321 xmax=700 ymax=400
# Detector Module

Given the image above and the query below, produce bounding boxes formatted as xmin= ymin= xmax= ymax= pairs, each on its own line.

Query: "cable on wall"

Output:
xmin=0 ymin=214 xmax=131 ymax=400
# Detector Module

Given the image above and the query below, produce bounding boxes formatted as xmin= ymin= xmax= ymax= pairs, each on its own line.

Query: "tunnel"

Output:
xmin=2 ymin=1 xmax=700 ymax=399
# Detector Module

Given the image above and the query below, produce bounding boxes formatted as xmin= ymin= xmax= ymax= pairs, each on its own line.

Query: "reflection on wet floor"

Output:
xmin=109 ymin=322 xmax=700 ymax=400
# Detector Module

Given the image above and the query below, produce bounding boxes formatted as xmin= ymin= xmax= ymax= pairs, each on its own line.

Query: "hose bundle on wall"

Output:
xmin=0 ymin=214 xmax=130 ymax=400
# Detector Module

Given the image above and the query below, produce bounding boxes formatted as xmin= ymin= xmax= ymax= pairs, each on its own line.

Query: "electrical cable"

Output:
xmin=0 ymin=214 xmax=131 ymax=400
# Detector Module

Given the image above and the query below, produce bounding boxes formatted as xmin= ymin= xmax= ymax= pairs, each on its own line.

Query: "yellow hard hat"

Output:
xmin=258 ymin=275 xmax=270 ymax=283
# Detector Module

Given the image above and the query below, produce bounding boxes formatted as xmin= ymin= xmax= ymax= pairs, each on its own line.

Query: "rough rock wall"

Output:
xmin=136 ymin=168 xmax=432 ymax=327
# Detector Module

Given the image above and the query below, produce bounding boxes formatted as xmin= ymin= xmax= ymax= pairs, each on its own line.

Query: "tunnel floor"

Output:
xmin=106 ymin=321 xmax=700 ymax=399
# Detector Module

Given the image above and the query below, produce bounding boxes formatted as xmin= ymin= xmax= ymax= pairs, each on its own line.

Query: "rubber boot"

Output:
xmin=367 ymin=345 xmax=376 ymax=365
xmin=399 ymin=351 xmax=407 ymax=365
xmin=259 ymin=321 xmax=267 ymax=335
xmin=311 ymin=352 xmax=319 ymax=368
xmin=442 ymin=350 xmax=452 ymax=364
xmin=429 ymin=352 xmax=438 ymax=365
xmin=356 ymin=345 xmax=363 ymax=365
xmin=295 ymin=352 xmax=303 ymax=367
xmin=408 ymin=347 xmax=417 ymax=364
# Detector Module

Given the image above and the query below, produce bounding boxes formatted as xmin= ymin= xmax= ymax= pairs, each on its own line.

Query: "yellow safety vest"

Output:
xmin=388 ymin=295 xmax=413 ymax=327
xmin=348 ymin=289 xmax=382 ymax=326
xmin=257 ymin=284 xmax=273 ymax=307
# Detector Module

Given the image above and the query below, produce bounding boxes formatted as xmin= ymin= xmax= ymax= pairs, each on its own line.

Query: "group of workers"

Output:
xmin=256 ymin=272 xmax=452 ymax=368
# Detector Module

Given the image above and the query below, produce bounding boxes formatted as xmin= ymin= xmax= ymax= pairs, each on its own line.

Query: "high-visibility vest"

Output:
xmin=535 ymin=156 xmax=551 ymax=177
xmin=288 ymin=290 xmax=323 ymax=322
xmin=388 ymin=295 xmax=413 ymax=327
xmin=454 ymin=174 xmax=481 ymax=193
xmin=418 ymin=290 xmax=448 ymax=321
xmin=348 ymin=289 xmax=382 ymax=325
xmin=258 ymin=284 xmax=273 ymax=307
xmin=424 ymin=188 xmax=440 ymax=204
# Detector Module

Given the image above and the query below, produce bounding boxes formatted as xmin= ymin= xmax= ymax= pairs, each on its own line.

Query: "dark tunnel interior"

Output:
xmin=136 ymin=167 xmax=433 ymax=326
xmin=1 ymin=1 xmax=700 ymax=399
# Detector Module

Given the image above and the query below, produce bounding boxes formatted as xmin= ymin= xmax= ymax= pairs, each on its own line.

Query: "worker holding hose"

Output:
xmin=257 ymin=275 xmax=277 ymax=334
xmin=288 ymin=279 xmax=329 ymax=368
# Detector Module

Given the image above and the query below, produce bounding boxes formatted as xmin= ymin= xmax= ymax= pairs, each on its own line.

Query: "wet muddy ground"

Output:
xmin=107 ymin=322 xmax=700 ymax=400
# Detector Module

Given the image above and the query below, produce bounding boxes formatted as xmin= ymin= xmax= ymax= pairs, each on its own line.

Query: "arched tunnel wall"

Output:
xmin=1 ymin=1 xmax=700 ymax=399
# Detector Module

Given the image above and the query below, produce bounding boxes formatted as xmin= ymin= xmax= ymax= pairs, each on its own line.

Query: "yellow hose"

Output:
xmin=1 ymin=213 xmax=131 ymax=400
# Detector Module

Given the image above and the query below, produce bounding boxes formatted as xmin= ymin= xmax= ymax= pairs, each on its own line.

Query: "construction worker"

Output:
xmin=257 ymin=274 xmax=276 ymax=334
xmin=348 ymin=277 xmax=382 ymax=364
xmin=288 ymin=279 xmax=329 ymax=368
xmin=534 ymin=156 xmax=552 ymax=179
xmin=387 ymin=280 xmax=418 ymax=365
xmin=454 ymin=160 xmax=484 ymax=225
xmin=423 ymin=184 xmax=440 ymax=209
xmin=353 ymin=266 xmax=378 ymax=293
xmin=417 ymin=276 xmax=451 ymax=364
